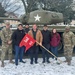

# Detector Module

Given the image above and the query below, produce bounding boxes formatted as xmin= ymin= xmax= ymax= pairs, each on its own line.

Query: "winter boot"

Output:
xmin=67 ymin=60 xmax=71 ymax=65
xmin=47 ymin=59 xmax=50 ymax=63
xmin=42 ymin=60 xmax=45 ymax=63
xmin=9 ymin=59 xmax=14 ymax=64
xmin=47 ymin=60 xmax=50 ymax=63
xmin=1 ymin=61 xmax=4 ymax=67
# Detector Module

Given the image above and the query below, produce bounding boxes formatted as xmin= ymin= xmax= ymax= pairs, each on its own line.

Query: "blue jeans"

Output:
xmin=51 ymin=46 xmax=58 ymax=59
xmin=41 ymin=44 xmax=50 ymax=62
xmin=15 ymin=45 xmax=24 ymax=65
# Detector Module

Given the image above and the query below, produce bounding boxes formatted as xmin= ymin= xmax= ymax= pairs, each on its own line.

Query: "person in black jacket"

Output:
xmin=41 ymin=24 xmax=51 ymax=63
xmin=12 ymin=24 xmax=25 ymax=66
xmin=24 ymin=23 xmax=30 ymax=34
xmin=24 ymin=23 xmax=30 ymax=55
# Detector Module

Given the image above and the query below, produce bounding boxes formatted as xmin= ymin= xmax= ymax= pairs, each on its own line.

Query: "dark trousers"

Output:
xmin=51 ymin=46 xmax=58 ymax=59
xmin=29 ymin=44 xmax=39 ymax=63
xmin=41 ymin=44 xmax=50 ymax=62
xmin=15 ymin=45 xmax=24 ymax=65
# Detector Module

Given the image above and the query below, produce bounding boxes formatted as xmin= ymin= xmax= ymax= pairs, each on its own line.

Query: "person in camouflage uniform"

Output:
xmin=63 ymin=26 xmax=75 ymax=65
xmin=0 ymin=22 xmax=14 ymax=67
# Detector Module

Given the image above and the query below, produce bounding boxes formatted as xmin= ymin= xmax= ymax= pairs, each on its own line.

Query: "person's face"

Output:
xmin=18 ymin=25 xmax=23 ymax=30
xmin=25 ymin=25 xmax=29 ymax=28
xmin=53 ymin=29 xmax=56 ymax=33
xmin=32 ymin=24 xmax=37 ymax=30
xmin=65 ymin=28 xmax=70 ymax=32
xmin=43 ymin=26 xmax=48 ymax=31
xmin=6 ymin=24 xmax=10 ymax=29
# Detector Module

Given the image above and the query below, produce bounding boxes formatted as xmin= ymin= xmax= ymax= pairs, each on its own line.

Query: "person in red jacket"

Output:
xmin=50 ymin=28 xmax=60 ymax=60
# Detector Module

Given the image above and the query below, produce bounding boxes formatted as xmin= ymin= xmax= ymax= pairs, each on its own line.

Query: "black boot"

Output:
xmin=30 ymin=58 xmax=33 ymax=64
xmin=35 ymin=58 xmax=38 ymax=64
xmin=30 ymin=61 xmax=33 ymax=64
xmin=20 ymin=60 xmax=26 ymax=63
xmin=42 ymin=60 xmax=45 ymax=63
xmin=47 ymin=59 xmax=50 ymax=63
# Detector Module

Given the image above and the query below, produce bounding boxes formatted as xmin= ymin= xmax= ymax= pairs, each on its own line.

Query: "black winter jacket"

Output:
xmin=12 ymin=29 xmax=25 ymax=46
xmin=41 ymin=30 xmax=51 ymax=44
xmin=24 ymin=28 xmax=30 ymax=33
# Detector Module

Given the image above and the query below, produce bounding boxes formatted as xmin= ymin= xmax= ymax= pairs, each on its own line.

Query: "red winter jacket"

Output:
xmin=50 ymin=33 xmax=60 ymax=47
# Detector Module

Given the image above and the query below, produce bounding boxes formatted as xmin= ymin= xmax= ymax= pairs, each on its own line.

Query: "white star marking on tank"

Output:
xmin=34 ymin=14 xmax=41 ymax=21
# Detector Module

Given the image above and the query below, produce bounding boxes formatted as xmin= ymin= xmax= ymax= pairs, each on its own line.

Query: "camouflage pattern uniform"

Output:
xmin=63 ymin=27 xmax=75 ymax=65
xmin=0 ymin=30 xmax=2 ymax=46
xmin=1 ymin=27 xmax=12 ymax=63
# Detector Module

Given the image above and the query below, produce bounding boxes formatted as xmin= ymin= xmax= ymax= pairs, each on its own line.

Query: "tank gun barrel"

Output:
xmin=0 ymin=17 xmax=20 ymax=21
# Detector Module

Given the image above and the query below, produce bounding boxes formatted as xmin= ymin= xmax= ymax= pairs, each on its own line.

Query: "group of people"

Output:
xmin=0 ymin=22 xmax=75 ymax=67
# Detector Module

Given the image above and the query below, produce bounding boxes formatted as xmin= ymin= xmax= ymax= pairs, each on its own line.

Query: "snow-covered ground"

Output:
xmin=0 ymin=57 xmax=75 ymax=75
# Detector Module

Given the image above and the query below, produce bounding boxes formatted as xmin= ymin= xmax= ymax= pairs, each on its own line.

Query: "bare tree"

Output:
xmin=0 ymin=0 xmax=22 ymax=13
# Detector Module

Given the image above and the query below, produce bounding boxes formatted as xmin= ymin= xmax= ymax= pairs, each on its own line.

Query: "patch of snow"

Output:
xmin=0 ymin=57 xmax=75 ymax=75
